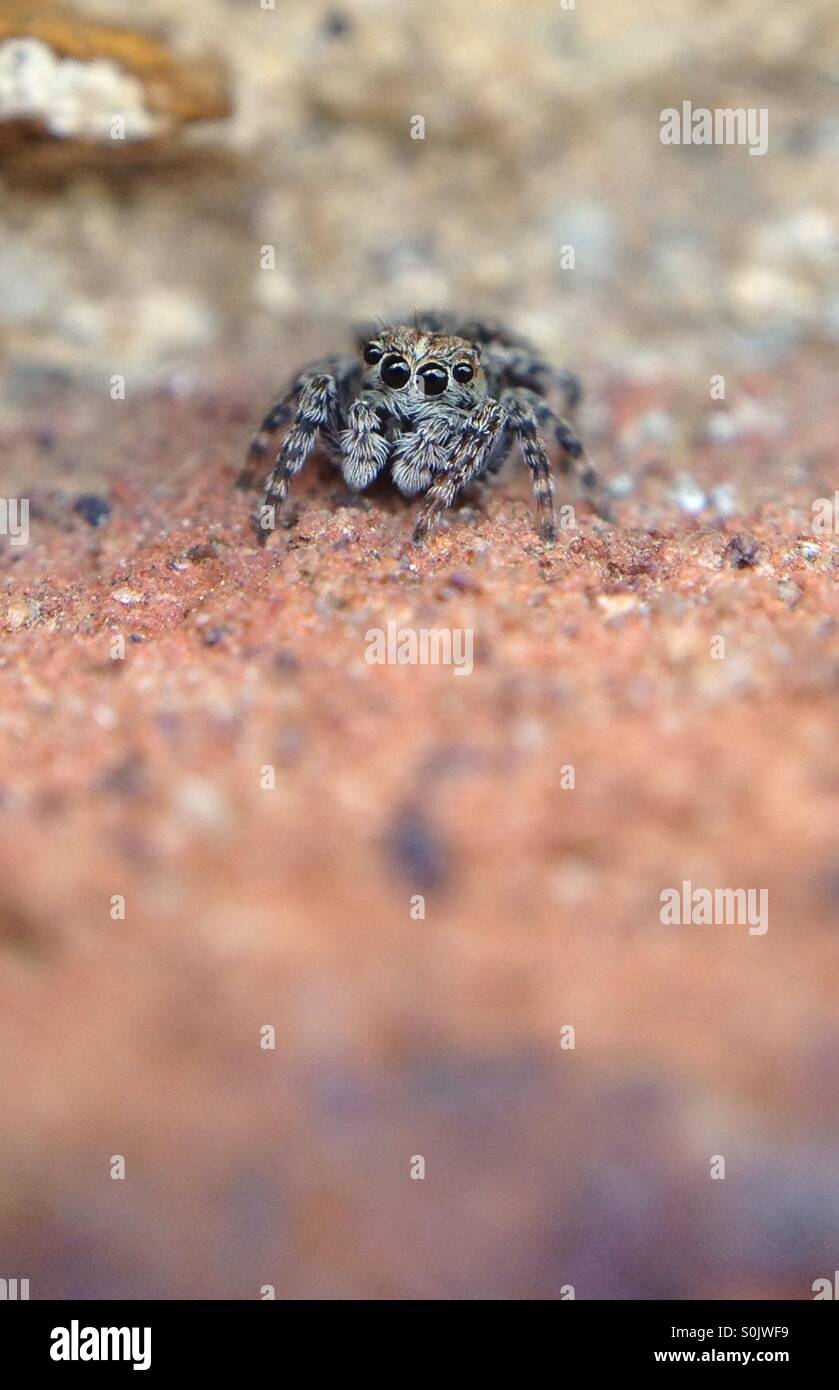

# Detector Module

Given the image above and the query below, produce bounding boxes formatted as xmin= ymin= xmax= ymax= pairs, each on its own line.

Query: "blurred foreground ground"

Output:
xmin=0 ymin=346 xmax=837 ymax=1298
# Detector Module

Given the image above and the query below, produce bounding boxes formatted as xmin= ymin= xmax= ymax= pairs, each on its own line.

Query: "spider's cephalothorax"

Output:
xmin=237 ymin=314 xmax=611 ymax=543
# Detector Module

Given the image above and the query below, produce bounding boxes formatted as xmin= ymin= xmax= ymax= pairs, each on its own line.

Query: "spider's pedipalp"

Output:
xmin=391 ymin=428 xmax=443 ymax=496
xmin=339 ymin=396 xmax=390 ymax=491
xmin=391 ymin=411 xmax=461 ymax=496
xmin=411 ymin=398 xmax=503 ymax=543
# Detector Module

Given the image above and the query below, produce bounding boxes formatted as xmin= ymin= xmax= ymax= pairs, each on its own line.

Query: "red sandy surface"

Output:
xmin=0 ymin=354 xmax=837 ymax=1298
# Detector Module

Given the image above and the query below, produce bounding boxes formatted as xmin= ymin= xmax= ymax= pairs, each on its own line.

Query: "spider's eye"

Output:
xmin=381 ymin=354 xmax=411 ymax=389
xmin=453 ymin=362 xmax=474 ymax=384
xmin=363 ymin=343 xmax=383 ymax=364
xmin=418 ymin=362 xmax=449 ymax=397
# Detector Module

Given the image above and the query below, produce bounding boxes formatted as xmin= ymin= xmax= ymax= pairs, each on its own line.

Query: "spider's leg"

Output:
xmin=338 ymin=394 xmax=391 ymax=491
xmin=255 ymin=374 xmax=338 ymax=541
xmin=477 ymin=339 xmax=582 ymax=419
xmin=551 ymin=368 xmax=582 ymax=416
xmin=239 ymin=355 xmax=360 ymax=492
xmin=412 ymin=399 xmax=503 ymax=543
xmin=499 ymin=390 xmax=557 ymax=542
xmin=513 ymin=388 xmax=613 ymax=522
xmin=237 ymin=384 xmax=301 ymax=490
xmin=483 ymin=418 xmax=514 ymax=475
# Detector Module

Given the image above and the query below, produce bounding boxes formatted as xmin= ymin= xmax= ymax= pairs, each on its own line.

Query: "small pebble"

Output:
xmin=777 ymin=578 xmax=802 ymax=607
xmin=672 ymin=475 xmax=707 ymax=515
xmin=608 ymin=471 xmax=635 ymax=498
xmin=711 ymin=483 xmax=738 ymax=519
xmin=73 ymin=494 xmax=111 ymax=527
xmin=638 ymin=410 xmax=674 ymax=444
xmin=323 ymin=9 xmax=351 ymax=37
xmin=386 ymin=803 xmax=448 ymax=891
xmin=596 ymin=593 xmax=641 ymax=619
xmin=446 ymin=571 xmax=477 ymax=592
xmin=725 ymin=534 xmax=760 ymax=569
xmin=274 ymin=649 xmax=299 ymax=673
xmin=96 ymin=759 xmax=144 ymax=796
xmin=704 ymin=412 xmax=740 ymax=444
xmin=5 ymin=598 xmax=40 ymax=630
xmin=174 ymin=776 xmax=230 ymax=830
xmin=622 ymin=411 xmax=674 ymax=451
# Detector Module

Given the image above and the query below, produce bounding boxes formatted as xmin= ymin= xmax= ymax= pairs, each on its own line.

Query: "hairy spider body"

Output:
xmin=238 ymin=313 xmax=611 ymax=543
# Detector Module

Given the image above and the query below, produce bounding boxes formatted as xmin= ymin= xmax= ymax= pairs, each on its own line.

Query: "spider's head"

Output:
xmin=359 ymin=326 xmax=486 ymax=414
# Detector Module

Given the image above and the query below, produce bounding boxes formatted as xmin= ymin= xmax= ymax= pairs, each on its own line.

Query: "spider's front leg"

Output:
xmin=411 ymin=399 xmax=504 ymax=543
xmin=255 ymin=374 xmax=339 ymax=541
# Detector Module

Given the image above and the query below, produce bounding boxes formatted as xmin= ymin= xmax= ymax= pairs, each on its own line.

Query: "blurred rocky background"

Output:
xmin=1 ymin=0 xmax=838 ymax=1302
xmin=1 ymin=0 xmax=838 ymax=396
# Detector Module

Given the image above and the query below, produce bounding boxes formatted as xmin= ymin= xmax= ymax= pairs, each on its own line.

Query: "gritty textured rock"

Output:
xmin=0 ymin=0 xmax=837 ymax=382
xmin=0 ymin=359 xmax=838 ymax=1298
xmin=0 ymin=0 xmax=230 ymax=135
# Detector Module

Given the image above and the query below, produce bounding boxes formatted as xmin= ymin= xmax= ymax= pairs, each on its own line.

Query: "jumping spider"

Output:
xmin=237 ymin=313 xmax=611 ymax=543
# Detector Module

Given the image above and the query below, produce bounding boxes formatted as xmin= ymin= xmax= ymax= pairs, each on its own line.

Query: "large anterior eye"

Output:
xmin=363 ymin=342 xmax=383 ymax=364
xmin=380 ymin=354 xmax=411 ymax=388
xmin=418 ymin=362 xmax=449 ymax=397
xmin=453 ymin=362 xmax=474 ymax=383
